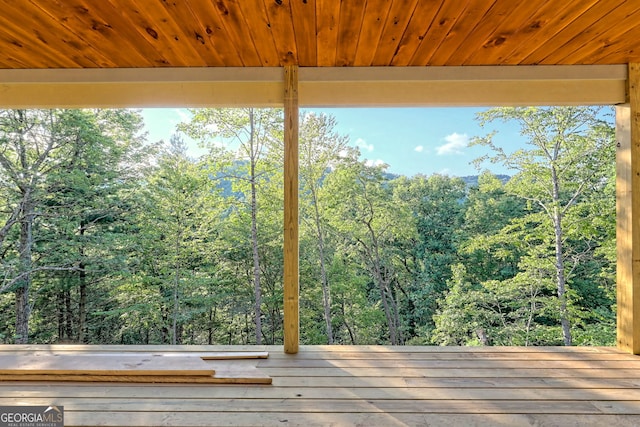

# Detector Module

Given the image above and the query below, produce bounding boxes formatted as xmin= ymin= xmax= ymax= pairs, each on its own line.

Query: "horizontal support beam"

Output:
xmin=0 ymin=68 xmax=284 ymax=108
xmin=0 ymin=65 xmax=627 ymax=108
xmin=300 ymin=65 xmax=627 ymax=107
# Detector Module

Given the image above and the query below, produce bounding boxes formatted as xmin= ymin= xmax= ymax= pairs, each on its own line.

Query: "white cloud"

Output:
xmin=365 ymin=159 xmax=386 ymax=167
xmin=173 ymin=108 xmax=191 ymax=123
xmin=436 ymin=132 xmax=469 ymax=155
xmin=355 ymin=138 xmax=374 ymax=152
xmin=414 ymin=145 xmax=424 ymax=152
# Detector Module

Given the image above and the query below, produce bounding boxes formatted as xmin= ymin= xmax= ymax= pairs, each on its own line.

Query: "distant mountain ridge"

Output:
xmin=215 ymin=166 xmax=510 ymax=198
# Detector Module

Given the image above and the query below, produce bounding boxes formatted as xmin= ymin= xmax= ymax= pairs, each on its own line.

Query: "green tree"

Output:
xmin=299 ymin=112 xmax=351 ymax=344
xmin=324 ymin=161 xmax=412 ymax=345
xmin=135 ymin=135 xmax=222 ymax=344
xmin=460 ymin=172 xmax=526 ymax=284
xmin=0 ymin=109 xmax=145 ymax=343
xmin=36 ymin=108 xmax=147 ymax=343
xmin=179 ymin=108 xmax=283 ymax=345
xmin=472 ymin=106 xmax=615 ymax=345
xmin=392 ymin=174 xmax=467 ymax=341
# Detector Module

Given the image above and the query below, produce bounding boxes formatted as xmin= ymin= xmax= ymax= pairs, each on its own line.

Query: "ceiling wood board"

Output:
xmin=525 ymin=0 xmax=630 ymax=65
xmin=289 ymin=0 xmax=317 ymax=66
xmin=389 ymin=0 xmax=441 ymax=66
xmin=334 ymin=1 xmax=367 ymax=67
xmin=449 ymin=0 xmax=543 ymax=65
xmin=408 ymin=0 xmax=471 ymax=66
xmin=558 ymin=6 xmax=640 ymax=65
xmin=370 ymin=0 xmax=420 ymax=66
xmin=234 ymin=0 xmax=281 ymax=66
xmin=426 ymin=0 xmax=499 ymax=66
xmin=353 ymin=0 xmax=393 ymax=66
xmin=0 ymin=0 xmax=637 ymax=69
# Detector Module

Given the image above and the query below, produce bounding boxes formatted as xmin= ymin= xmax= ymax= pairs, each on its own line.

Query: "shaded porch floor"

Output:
xmin=0 ymin=344 xmax=639 ymax=426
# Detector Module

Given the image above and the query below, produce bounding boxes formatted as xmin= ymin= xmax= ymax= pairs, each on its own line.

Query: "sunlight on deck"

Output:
xmin=0 ymin=345 xmax=639 ymax=426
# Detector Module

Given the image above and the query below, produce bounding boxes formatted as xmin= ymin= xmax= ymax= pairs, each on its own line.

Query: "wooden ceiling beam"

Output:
xmin=0 ymin=65 xmax=626 ymax=109
xmin=300 ymin=65 xmax=627 ymax=106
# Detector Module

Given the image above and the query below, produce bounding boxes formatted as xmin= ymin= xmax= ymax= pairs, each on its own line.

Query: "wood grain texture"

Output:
xmin=426 ymin=0 xmax=498 ymax=66
xmin=158 ymin=0 xmax=226 ymax=67
xmin=389 ymin=0 xmax=441 ymax=66
xmin=0 ymin=1 xmax=637 ymax=67
xmin=0 ymin=354 xmax=215 ymax=376
xmin=535 ymin=0 xmax=633 ymax=65
xmin=262 ymin=0 xmax=298 ymax=65
xmin=0 ymin=350 xmax=272 ymax=384
xmin=289 ymin=0 xmax=316 ymax=66
xmin=371 ymin=0 xmax=420 ymax=66
xmin=562 ymin=7 xmax=640 ymax=65
xmin=283 ymin=65 xmax=299 ymax=354
xmin=210 ymin=0 xmax=263 ymax=66
xmin=334 ymin=0 xmax=367 ymax=66
xmin=53 ymin=413 xmax=640 ymax=427
xmin=353 ymin=0 xmax=393 ymax=66
xmin=315 ymin=0 xmax=341 ymax=66
xmin=450 ymin=0 xmax=544 ymax=65
xmin=0 ymin=345 xmax=639 ymax=426
xmin=522 ymin=0 xmax=628 ymax=65
xmin=236 ymin=0 xmax=280 ymax=66
xmin=408 ymin=0 xmax=471 ymax=65
xmin=34 ymin=0 xmax=153 ymax=67
xmin=200 ymin=351 xmax=269 ymax=360
xmin=616 ymin=63 xmax=640 ymax=355
xmin=0 ymin=372 xmax=271 ymax=384
xmin=183 ymin=0 xmax=244 ymax=66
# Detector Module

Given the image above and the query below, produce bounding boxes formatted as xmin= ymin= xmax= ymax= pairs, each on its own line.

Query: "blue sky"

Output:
xmin=140 ymin=108 xmax=524 ymax=177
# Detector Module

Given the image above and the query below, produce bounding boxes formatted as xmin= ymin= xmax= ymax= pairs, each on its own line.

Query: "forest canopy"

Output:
xmin=0 ymin=106 xmax=616 ymax=346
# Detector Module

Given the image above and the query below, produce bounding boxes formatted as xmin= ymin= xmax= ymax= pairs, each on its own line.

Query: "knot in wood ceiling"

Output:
xmin=0 ymin=0 xmax=639 ymax=69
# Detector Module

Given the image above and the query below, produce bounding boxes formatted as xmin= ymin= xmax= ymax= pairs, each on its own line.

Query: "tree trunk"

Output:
xmin=15 ymin=197 xmax=34 ymax=344
xmin=208 ymin=307 xmax=216 ymax=345
xmin=554 ymin=212 xmax=572 ymax=345
xmin=64 ymin=289 xmax=73 ymax=338
xmin=160 ymin=285 xmax=169 ymax=344
xmin=172 ymin=272 xmax=179 ymax=345
xmin=172 ymin=229 xmax=182 ymax=346
xmin=57 ymin=291 xmax=65 ymax=340
xmin=251 ymin=177 xmax=262 ymax=344
xmin=78 ymin=267 xmax=87 ymax=343
xmin=551 ymin=167 xmax=572 ymax=346
xmin=77 ymin=224 xmax=87 ymax=343
xmin=172 ymin=273 xmax=179 ymax=345
xmin=249 ymin=109 xmax=263 ymax=345
xmin=311 ymin=186 xmax=334 ymax=344
xmin=366 ymin=223 xmax=398 ymax=345
xmin=340 ymin=298 xmax=356 ymax=344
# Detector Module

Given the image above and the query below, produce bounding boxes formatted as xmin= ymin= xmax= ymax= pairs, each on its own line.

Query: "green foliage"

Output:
xmin=433 ymin=106 xmax=616 ymax=347
xmin=0 ymin=107 xmax=616 ymax=347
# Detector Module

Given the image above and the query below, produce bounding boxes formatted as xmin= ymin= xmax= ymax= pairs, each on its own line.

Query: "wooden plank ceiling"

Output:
xmin=0 ymin=0 xmax=638 ymax=69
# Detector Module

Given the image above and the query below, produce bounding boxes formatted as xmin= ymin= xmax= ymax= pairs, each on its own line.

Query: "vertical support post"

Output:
xmin=616 ymin=63 xmax=640 ymax=354
xmin=283 ymin=65 xmax=299 ymax=354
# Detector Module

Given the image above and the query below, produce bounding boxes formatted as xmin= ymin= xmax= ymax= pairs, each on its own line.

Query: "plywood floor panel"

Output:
xmin=0 ymin=354 xmax=214 ymax=376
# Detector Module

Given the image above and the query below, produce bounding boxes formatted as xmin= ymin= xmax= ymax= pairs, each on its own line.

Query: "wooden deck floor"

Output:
xmin=1 ymin=345 xmax=639 ymax=426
